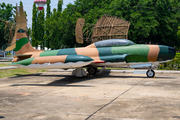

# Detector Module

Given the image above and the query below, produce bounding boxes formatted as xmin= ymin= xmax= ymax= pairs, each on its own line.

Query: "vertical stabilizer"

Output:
xmin=5 ymin=5 xmax=27 ymax=51
xmin=15 ymin=29 xmax=39 ymax=55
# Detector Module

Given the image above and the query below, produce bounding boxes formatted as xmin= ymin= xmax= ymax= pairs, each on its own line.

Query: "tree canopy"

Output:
xmin=0 ymin=2 xmax=14 ymax=50
xmin=41 ymin=0 xmax=180 ymax=49
xmin=1 ymin=0 xmax=180 ymax=50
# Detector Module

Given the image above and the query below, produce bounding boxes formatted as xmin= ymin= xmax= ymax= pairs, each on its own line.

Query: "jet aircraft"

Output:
xmin=11 ymin=29 xmax=176 ymax=78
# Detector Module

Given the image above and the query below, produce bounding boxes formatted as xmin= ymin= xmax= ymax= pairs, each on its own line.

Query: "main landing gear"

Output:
xmin=87 ymin=67 xmax=98 ymax=75
xmin=146 ymin=68 xmax=155 ymax=78
xmin=72 ymin=68 xmax=87 ymax=77
xmin=72 ymin=67 xmax=100 ymax=77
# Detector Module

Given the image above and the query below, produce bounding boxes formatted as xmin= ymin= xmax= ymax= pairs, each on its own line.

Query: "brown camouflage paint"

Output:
xmin=31 ymin=55 xmax=67 ymax=64
xmin=15 ymin=42 xmax=43 ymax=55
xmin=16 ymin=33 xmax=27 ymax=40
xmin=14 ymin=32 xmax=44 ymax=62
xmin=75 ymin=48 xmax=101 ymax=61
xmin=12 ymin=57 xmax=18 ymax=63
xmin=86 ymin=43 xmax=96 ymax=48
xmin=26 ymin=51 xmax=44 ymax=58
xmin=13 ymin=51 xmax=44 ymax=63
xmin=147 ymin=45 xmax=160 ymax=62
xmin=15 ymin=32 xmax=43 ymax=55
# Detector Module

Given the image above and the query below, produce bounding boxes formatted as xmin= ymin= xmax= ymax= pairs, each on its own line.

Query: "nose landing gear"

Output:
xmin=146 ymin=68 xmax=155 ymax=78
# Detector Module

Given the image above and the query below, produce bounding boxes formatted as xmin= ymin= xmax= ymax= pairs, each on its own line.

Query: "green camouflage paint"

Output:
xmin=100 ymin=54 xmax=127 ymax=62
xmin=40 ymin=50 xmax=59 ymax=56
xmin=157 ymin=45 xmax=169 ymax=61
xmin=65 ymin=55 xmax=93 ymax=63
xmin=97 ymin=47 xmax=113 ymax=56
xmin=40 ymin=48 xmax=77 ymax=57
xmin=11 ymin=57 xmax=35 ymax=66
xmin=111 ymin=45 xmax=149 ymax=62
xmin=14 ymin=38 xmax=29 ymax=52
xmin=57 ymin=48 xmax=77 ymax=55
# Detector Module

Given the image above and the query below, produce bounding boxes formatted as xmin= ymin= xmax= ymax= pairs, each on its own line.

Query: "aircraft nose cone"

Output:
xmin=168 ymin=46 xmax=176 ymax=59
xmin=168 ymin=47 xmax=176 ymax=54
xmin=157 ymin=45 xmax=176 ymax=61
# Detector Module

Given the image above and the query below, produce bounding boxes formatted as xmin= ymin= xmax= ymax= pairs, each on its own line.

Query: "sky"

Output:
xmin=0 ymin=0 xmax=75 ymax=28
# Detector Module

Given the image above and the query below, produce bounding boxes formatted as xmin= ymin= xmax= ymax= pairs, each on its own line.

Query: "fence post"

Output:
xmin=3 ymin=51 xmax=5 ymax=58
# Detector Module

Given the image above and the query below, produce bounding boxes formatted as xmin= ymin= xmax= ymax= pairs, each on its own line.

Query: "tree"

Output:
xmin=0 ymin=2 xmax=14 ymax=50
xmin=32 ymin=3 xmax=45 ymax=49
xmin=27 ymin=27 xmax=32 ymax=41
xmin=177 ymin=26 xmax=180 ymax=49
xmin=20 ymin=1 xmax=27 ymax=16
xmin=32 ymin=3 xmax=38 ymax=48
xmin=58 ymin=0 xmax=110 ymax=47
xmin=46 ymin=8 xmax=62 ymax=49
xmin=44 ymin=0 xmax=51 ymax=48
xmin=33 ymin=0 xmax=180 ymax=49
xmin=57 ymin=0 xmax=63 ymax=13
xmin=20 ymin=1 xmax=23 ymax=7
xmin=46 ymin=0 xmax=51 ymax=18
xmin=59 ymin=4 xmax=83 ymax=48
xmin=154 ymin=0 xmax=179 ymax=46
xmin=109 ymin=0 xmax=180 ymax=47
xmin=37 ymin=9 xmax=45 ymax=49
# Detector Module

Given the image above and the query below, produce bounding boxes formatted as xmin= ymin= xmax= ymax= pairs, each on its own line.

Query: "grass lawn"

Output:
xmin=0 ymin=68 xmax=46 ymax=78
xmin=0 ymin=64 xmax=10 ymax=67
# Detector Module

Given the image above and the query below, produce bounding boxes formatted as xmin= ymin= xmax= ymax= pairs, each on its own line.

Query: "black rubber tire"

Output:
xmin=87 ymin=67 xmax=97 ymax=75
xmin=146 ymin=69 xmax=155 ymax=78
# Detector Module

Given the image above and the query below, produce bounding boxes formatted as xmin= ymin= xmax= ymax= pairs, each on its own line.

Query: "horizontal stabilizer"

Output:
xmin=14 ymin=54 xmax=32 ymax=57
xmin=13 ymin=54 xmax=32 ymax=61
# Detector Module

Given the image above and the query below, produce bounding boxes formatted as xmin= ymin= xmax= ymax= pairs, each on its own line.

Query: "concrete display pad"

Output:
xmin=0 ymin=71 xmax=180 ymax=120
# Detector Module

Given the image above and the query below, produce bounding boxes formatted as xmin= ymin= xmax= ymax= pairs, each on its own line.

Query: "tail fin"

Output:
xmin=15 ymin=29 xmax=39 ymax=55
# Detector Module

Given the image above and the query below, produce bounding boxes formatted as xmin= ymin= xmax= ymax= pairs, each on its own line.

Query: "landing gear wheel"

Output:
xmin=146 ymin=69 xmax=155 ymax=78
xmin=87 ymin=67 xmax=97 ymax=75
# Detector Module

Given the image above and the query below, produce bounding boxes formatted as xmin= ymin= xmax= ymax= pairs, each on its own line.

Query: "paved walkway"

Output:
xmin=0 ymin=66 xmax=18 ymax=70
xmin=0 ymin=62 xmax=18 ymax=70
xmin=0 ymin=71 xmax=180 ymax=120
xmin=0 ymin=62 xmax=11 ymax=64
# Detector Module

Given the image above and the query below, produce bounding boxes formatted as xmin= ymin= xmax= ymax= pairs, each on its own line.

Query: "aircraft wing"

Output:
xmin=11 ymin=55 xmax=94 ymax=69
xmin=13 ymin=54 xmax=32 ymax=60
xmin=12 ymin=54 xmax=139 ymax=69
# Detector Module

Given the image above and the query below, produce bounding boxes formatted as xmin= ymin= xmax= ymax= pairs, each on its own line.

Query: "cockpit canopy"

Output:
xmin=94 ymin=39 xmax=136 ymax=47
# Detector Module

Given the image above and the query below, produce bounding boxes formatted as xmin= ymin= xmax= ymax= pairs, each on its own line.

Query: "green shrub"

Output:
xmin=7 ymin=53 xmax=11 ymax=55
xmin=158 ymin=53 xmax=180 ymax=70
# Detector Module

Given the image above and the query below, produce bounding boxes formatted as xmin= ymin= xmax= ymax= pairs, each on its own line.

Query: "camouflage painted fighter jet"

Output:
xmin=11 ymin=29 xmax=176 ymax=78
